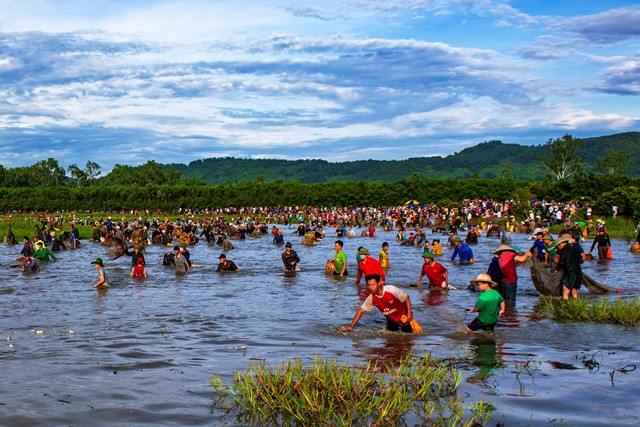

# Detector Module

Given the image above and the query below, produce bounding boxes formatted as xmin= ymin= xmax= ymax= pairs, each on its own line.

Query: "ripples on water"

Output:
xmin=1 ymin=229 xmax=639 ymax=426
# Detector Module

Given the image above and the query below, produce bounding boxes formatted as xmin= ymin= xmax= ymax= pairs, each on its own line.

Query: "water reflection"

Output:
xmin=421 ymin=288 xmax=449 ymax=307
xmin=353 ymin=336 xmax=417 ymax=372
xmin=468 ymin=336 xmax=504 ymax=384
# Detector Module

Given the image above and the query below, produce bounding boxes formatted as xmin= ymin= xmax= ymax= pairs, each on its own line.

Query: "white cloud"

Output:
xmin=558 ymin=5 xmax=640 ymax=44
xmin=0 ymin=0 xmax=637 ymax=171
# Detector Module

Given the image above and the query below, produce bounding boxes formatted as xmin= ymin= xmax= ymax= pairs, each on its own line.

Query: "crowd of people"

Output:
xmin=6 ymin=200 xmax=637 ymax=335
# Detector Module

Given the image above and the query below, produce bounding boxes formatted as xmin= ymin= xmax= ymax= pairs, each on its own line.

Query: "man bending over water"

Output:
xmin=341 ymin=274 xmax=415 ymax=333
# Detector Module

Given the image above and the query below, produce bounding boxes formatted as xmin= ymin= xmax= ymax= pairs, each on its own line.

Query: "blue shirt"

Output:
xmin=532 ymin=239 xmax=546 ymax=260
xmin=451 ymin=243 xmax=474 ymax=261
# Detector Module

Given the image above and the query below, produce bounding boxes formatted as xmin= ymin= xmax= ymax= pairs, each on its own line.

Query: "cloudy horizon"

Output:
xmin=0 ymin=0 xmax=638 ymax=174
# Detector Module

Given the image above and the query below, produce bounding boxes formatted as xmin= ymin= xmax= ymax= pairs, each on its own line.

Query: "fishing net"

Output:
xmin=499 ymin=227 xmax=512 ymax=244
xmin=529 ymin=257 xmax=563 ymax=296
xmin=430 ymin=305 xmax=468 ymax=322
xmin=129 ymin=228 xmax=147 ymax=243
xmin=529 ymin=256 xmax=613 ymax=296
xmin=486 ymin=225 xmax=501 ymax=238
xmin=325 ymin=259 xmax=336 ymax=274
xmin=178 ymin=234 xmax=191 ymax=246
xmin=582 ymin=274 xmax=614 ymax=294
xmin=102 ymin=237 xmax=128 ymax=260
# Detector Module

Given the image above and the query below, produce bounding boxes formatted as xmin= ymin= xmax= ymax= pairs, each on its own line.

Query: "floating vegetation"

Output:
xmin=539 ymin=297 xmax=640 ymax=326
xmin=210 ymin=353 xmax=493 ymax=426
xmin=609 ymin=364 xmax=636 ymax=387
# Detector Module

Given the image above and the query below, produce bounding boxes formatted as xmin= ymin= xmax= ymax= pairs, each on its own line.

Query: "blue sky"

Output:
xmin=0 ymin=0 xmax=638 ymax=174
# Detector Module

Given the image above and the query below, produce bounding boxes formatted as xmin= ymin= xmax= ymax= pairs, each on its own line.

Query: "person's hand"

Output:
xmin=499 ymin=309 xmax=505 ymax=316
xmin=338 ymin=326 xmax=352 ymax=333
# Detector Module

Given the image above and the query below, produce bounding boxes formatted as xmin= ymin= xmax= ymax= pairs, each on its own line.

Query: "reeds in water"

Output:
xmin=540 ymin=297 xmax=640 ymax=326
xmin=210 ymin=353 xmax=492 ymax=426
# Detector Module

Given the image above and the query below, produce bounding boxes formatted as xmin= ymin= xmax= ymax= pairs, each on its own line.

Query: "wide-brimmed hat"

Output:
xmin=551 ymin=237 xmax=570 ymax=249
xmin=469 ymin=273 xmax=497 ymax=288
xmin=91 ymin=257 xmax=104 ymax=266
xmin=542 ymin=234 xmax=554 ymax=241
xmin=358 ymin=247 xmax=370 ymax=255
xmin=493 ymin=244 xmax=516 ymax=255
xmin=422 ymin=252 xmax=435 ymax=260
xmin=453 ymin=237 xmax=462 ymax=243
xmin=597 ymin=219 xmax=605 ymax=224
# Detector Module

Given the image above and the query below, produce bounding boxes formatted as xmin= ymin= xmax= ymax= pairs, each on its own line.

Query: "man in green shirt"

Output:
xmin=332 ymin=240 xmax=348 ymax=277
xmin=543 ymin=234 xmax=555 ymax=268
xmin=33 ymin=241 xmax=57 ymax=261
xmin=467 ymin=274 xmax=505 ymax=332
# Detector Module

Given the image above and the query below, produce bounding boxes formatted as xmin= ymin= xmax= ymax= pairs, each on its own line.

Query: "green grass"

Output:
xmin=210 ymin=353 xmax=493 ymax=426
xmin=1 ymin=211 xmax=299 ymax=243
xmin=548 ymin=216 xmax=637 ymax=240
xmin=1 ymin=213 xmax=94 ymax=242
xmin=539 ymin=297 xmax=640 ymax=326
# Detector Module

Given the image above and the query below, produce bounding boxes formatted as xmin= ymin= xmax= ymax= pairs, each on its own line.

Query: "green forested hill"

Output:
xmin=168 ymin=132 xmax=640 ymax=184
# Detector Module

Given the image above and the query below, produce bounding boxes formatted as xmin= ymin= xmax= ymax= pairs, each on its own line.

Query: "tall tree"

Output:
xmin=596 ymin=150 xmax=631 ymax=175
xmin=539 ymin=134 xmax=583 ymax=181
xmin=84 ymin=161 xmax=101 ymax=184
xmin=32 ymin=158 xmax=67 ymax=187
xmin=68 ymin=164 xmax=87 ymax=188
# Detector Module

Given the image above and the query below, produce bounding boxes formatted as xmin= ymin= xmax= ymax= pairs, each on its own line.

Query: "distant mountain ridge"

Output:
xmin=168 ymin=132 xmax=640 ymax=184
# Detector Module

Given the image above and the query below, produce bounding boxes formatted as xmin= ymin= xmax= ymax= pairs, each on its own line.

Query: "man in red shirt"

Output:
xmin=340 ymin=274 xmax=414 ymax=333
xmin=356 ymin=247 xmax=385 ymax=285
xmin=494 ymin=244 xmax=531 ymax=304
xmin=414 ymin=252 xmax=448 ymax=288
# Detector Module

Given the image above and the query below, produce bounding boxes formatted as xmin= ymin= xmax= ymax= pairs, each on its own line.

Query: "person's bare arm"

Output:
xmin=339 ymin=308 xmax=365 ymax=333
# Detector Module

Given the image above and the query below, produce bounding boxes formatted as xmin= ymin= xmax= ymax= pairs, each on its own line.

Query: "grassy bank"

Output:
xmin=1 ymin=213 xmax=95 ymax=243
xmin=539 ymin=297 xmax=640 ymax=326
xmin=211 ymin=354 xmax=492 ymax=426
xmin=546 ymin=216 xmax=638 ymax=240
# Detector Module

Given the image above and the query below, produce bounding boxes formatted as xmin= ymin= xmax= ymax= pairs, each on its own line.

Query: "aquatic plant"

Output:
xmin=539 ymin=297 xmax=640 ymax=326
xmin=210 ymin=353 xmax=493 ymax=426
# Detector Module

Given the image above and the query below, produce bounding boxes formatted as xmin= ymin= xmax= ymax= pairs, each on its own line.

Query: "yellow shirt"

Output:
xmin=432 ymin=243 xmax=443 ymax=255
xmin=379 ymin=250 xmax=390 ymax=268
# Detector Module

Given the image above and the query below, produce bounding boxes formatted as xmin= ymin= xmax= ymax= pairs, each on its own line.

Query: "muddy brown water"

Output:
xmin=1 ymin=229 xmax=638 ymax=426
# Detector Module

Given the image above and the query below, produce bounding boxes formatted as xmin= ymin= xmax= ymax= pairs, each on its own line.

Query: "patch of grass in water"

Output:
xmin=210 ymin=352 xmax=493 ymax=426
xmin=539 ymin=297 xmax=640 ymax=326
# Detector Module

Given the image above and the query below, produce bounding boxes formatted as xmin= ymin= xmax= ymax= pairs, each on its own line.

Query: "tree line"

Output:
xmin=1 ymin=133 xmax=639 ymax=220
xmin=0 ymin=173 xmax=638 ymax=221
